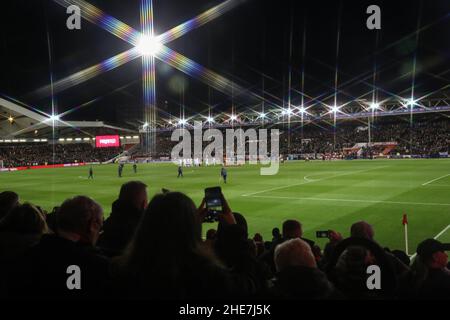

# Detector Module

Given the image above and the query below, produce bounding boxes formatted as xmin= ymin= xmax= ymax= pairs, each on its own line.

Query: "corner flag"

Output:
xmin=402 ymin=213 xmax=409 ymax=255
xmin=402 ymin=214 xmax=408 ymax=226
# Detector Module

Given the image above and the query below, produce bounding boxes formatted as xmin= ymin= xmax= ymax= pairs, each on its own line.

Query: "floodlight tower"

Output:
xmin=368 ymin=102 xmax=379 ymax=149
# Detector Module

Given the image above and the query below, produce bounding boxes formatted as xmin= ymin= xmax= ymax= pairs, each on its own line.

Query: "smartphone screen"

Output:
xmin=316 ymin=230 xmax=330 ymax=238
xmin=205 ymin=187 xmax=222 ymax=221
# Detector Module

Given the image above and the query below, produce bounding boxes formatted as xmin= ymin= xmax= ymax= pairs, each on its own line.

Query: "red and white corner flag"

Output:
xmin=402 ymin=213 xmax=409 ymax=255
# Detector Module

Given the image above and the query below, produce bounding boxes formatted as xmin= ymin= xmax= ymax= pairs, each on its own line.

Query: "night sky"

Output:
xmin=1 ymin=0 xmax=449 ymax=126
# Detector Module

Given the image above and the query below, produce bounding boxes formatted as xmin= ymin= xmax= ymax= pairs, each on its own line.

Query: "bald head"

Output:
xmin=274 ymin=238 xmax=317 ymax=272
xmin=350 ymin=221 xmax=375 ymax=241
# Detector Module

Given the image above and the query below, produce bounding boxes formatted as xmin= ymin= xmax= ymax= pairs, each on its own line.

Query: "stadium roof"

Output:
xmin=0 ymin=96 xmax=136 ymax=138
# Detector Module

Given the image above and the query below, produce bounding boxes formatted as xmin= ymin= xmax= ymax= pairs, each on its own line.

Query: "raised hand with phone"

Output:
xmin=200 ymin=187 xmax=235 ymax=225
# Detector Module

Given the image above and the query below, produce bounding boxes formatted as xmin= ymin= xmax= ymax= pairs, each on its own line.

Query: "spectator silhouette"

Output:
xmin=97 ymin=181 xmax=148 ymax=256
xmin=0 ymin=191 xmax=19 ymax=221
xmin=0 ymin=203 xmax=48 ymax=263
xmin=110 ymin=192 xmax=233 ymax=299
xmin=398 ymin=239 xmax=450 ymax=299
xmin=8 ymin=196 xmax=109 ymax=299
xmin=270 ymin=238 xmax=339 ymax=299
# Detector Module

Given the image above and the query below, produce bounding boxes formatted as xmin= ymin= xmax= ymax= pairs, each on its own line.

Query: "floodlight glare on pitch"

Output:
xmin=136 ymin=36 xmax=162 ymax=56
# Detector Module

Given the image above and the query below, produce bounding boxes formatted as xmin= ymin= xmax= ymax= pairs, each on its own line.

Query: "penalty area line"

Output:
xmin=422 ymin=173 xmax=450 ymax=186
xmin=242 ymin=166 xmax=390 ymax=197
xmin=244 ymin=195 xmax=450 ymax=207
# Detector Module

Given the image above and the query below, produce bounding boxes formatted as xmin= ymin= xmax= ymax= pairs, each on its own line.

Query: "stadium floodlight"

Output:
xmin=136 ymin=36 xmax=162 ymax=56
xmin=259 ymin=112 xmax=266 ymax=119
xmin=331 ymin=105 xmax=340 ymax=113
xmin=49 ymin=114 xmax=60 ymax=121
xmin=230 ymin=114 xmax=237 ymax=121
xmin=178 ymin=118 xmax=187 ymax=125
xmin=370 ymin=102 xmax=380 ymax=111
xmin=298 ymin=106 xmax=306 ymax=114
xmin=206 ymin=116 xmax=214 ymax=123
xmin=404 ymin=98 xmax=417 ymax=107
xmin=143 ymin=122 xmax=149 ymax=128
xmin=8 ymin=116 xmax=14 ymax=123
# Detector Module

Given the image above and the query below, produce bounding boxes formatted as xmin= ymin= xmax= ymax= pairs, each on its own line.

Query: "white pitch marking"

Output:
xmin=422 ymin=173 xmax=450 ymax=186
xmin=242 ymin=166 xmax=390 ymax=197
xmin=409 ymin=224 xmax=450 ymax=260
xmin=246 ymin=195 xmax=450 ymax=207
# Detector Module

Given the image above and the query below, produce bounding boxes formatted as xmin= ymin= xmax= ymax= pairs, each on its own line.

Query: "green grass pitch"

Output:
xmin=1 ymin=159 xmax=450 ymax=252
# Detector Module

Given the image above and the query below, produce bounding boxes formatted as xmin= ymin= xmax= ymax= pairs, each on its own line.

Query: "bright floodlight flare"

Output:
xmin=298 ymin=106 xmax=306 ymax=114
xmin=404 ymin=98 xmax=417 ymax=107
xmin=178 ymin=118 xmax=187 ymax=125
xmin=50 ymin=114 xmax=60 ymax=121
xmin=370 ymin=102 xmax=380 ymax=111
xmin=136 ymin=35 xmax=162 ymax=56
xmin=259 ymin=112 xmax=266 ymax=119
xmin=143 ymin=122 xmax=149 ymax=128
xmin=206 ymin=116 xmax=214 ymax=123
xmin=230 ymin=114 xmax=237 ymax=121
xmin=8 ymin=116 xmax=14 ymax=123
xmin=331 ymin=105 xmax=340 ymax=113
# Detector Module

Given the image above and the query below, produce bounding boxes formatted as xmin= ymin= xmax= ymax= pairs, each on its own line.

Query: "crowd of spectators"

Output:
xmin=1 ymin=114 xmax=449 ymax=165
xmin=0 ymin=185 xmax=449 ymax=300
xmin=0 ymin=143 xmax=123 ymax=167
xmin=132 ymin=114 xmax=449 ymax=158
xmin=280 ymin=115 xmax=449 ymax=156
